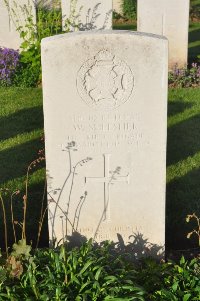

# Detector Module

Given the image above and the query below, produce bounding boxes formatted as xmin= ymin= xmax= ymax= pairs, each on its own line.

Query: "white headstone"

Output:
xmin=137 ymin=0 xmax=190 ymax=68
xmin=113 ymin=0 xmax=123 ymax=15
xmin=42 ymin=31 xmax=168 ymax=253
xmin=61 ymin=0 xmax=112 ymax=31
xmin=0 ymin=0 xmax=36 ymax=49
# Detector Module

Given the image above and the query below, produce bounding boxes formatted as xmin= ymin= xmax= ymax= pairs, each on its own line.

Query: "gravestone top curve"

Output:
xmin=42 ymin=30 xmax=168 ymax=43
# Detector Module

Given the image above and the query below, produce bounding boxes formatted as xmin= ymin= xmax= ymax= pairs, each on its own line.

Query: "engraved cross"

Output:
xmin=85 ymin=154 xmax=130 ymax=220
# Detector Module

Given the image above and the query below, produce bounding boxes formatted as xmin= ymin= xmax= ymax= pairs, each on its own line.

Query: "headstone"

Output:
xmin=0 ymin=0 xmax=36 ymax=49
xmin=137 ymin=0 xmax=190 ymax=68
xmin=113 ymin=0 xmax=123 ymax=15
xmin=61 ymin=0 xmax=112 ymax=31
xmin=37 ymin=0 xmax=60 ymax=10
xmin=42 ymin=31 xmax=168 ymax=254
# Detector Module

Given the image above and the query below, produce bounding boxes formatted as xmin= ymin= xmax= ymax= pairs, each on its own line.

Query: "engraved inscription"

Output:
xmin=62 ymin=113 xmax=147 ymax=149
xmin=77 ymin=50 xmax=134 ymax=109
xmin=85 ymin=154 xmax=130 ymax=221
xmin=79 ymin=225 xmax=134 ymax=241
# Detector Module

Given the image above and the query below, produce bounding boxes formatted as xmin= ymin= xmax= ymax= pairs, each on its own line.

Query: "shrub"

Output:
xmin=3 ymin=0 xmax=63 ymax=87
xmin=12 ymin=61 xmax=41 ymax=88
xmin=0 ymin=47 xmax=19 ymax=86
xmin=113 ymin=10 xmax=122 ymax=20
xmin=0 ymin=241 xmax=146 ymax=300
xmin=152 ymin=257 xmax=200 ymax=300
xmin=4 ymin=0 xmax=86 ymax=87
xmin=16 ymin=4 xmax=62 ymax=87
xmin=122 ymin=0 xmax=137 ymax=20
xmin=0 ymin=240 xmax=199 ymax=300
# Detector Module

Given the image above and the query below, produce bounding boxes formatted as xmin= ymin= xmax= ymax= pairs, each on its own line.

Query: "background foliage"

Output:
xmin=122 ymin=0 xmax=137 ymax=20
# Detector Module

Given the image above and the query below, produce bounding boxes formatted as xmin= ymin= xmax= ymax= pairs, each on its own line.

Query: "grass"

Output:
xmin=0 ymin=88 xmax=44 ymax=190
xmin=0 ymin=87 xmax=48 ymax=249
xmin=167 ymin=88 xmax=200 ymax=249
xmin=188 ymin=22 xmax=200 ymax=63
xmin=0 ymin=87 xmax=200 ymax=251
xmin=113 ymin=22 xmax=137 ymax=31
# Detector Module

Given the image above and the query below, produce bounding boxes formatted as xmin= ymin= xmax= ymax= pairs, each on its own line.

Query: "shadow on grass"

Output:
xmin=166 ymin=99 xmax=200 ymax=249
xmin=26 ymin=181 xmax=49 ymax=248
xmin=0 ymin=138 xmax=44 ymax=184
xmin=0 ymin=106 xmax=43 ymax=141
xmin=113 ymin=23 xmax=137 ymax=30
xmin=189 ymin=23 xmax=200 ymax=43
xmin=0 ymin=180 xmax=49 ymax=250
xmin=167 ymin=100 xmax=194 ymax=117
xmin=166 ymin=167 xmax=200 ymax=250
xmin=188 ymin=26 xmax=200 ymax=62
xmin=167 ymin=113 xmax=200 ymax=166
xmin=188 ymin=45 xmax=200 ymax=63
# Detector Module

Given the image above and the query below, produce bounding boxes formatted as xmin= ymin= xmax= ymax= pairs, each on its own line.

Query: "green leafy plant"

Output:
xmin=0 ymin=240 xmax=199 ymax=300
xmin=122 ymin=0 xmax=137 ymax=20
xmin=3 ymin=0 xmax=88 ymax=87
xmin=113 ymin=10 xmax=122 ymax=20
xmin=18 ymin=4 xmax=62 ymax=87
xmin=136 ymin=257 xmax=170 ymax=294
xmin=0 ymin=241 xmax=146 ymax=300
xmin=4 ymin=0 xmax=63 ymax=87
xmin=152 ymin=257 xmax=200 ymax=300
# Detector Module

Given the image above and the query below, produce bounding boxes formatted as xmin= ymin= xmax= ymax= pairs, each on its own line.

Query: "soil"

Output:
xmin=113 ymin=18 xmax=137 ymax=26
xmin=190 ymin=17 xmax=200 ymax=22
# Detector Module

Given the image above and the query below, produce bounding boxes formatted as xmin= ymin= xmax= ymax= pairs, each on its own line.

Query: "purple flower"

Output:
xmin=0 ymin=47 xmax=19 ymax=85
xmin=169 ymin=62 xmax=200 ymax=87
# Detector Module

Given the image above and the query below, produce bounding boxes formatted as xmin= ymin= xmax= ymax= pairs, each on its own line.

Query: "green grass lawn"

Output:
xmin=113 ymin=22 xmax=137 ymax=31
xmin=188 ymin=22 xmax=200 ymax=63
xmin=0 ymin=87 xmax=48 ymax=248
xmin=0 ymin=87 xmax=200 ymax=250
xmin=167 ymin=88 xmax=200 ymax=249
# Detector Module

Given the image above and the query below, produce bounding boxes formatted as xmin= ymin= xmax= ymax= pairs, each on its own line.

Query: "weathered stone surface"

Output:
xmin=42 ymin=31 xmax=168 ymax=254
xmin=0 ymin=0 xmax=36 ymax=49
xmin=137 ymin=0 xmax=190 ymax=68
xmin=61 ymin=0 xmax=112 ymax=31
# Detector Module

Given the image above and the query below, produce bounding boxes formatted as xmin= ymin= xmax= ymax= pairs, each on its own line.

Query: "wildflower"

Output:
xmin=0 ymin=47 xmax=19 ymax=86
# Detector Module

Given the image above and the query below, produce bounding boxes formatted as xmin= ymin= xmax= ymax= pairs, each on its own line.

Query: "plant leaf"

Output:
xmin=183 ymin=294 xmax=191 ymax=301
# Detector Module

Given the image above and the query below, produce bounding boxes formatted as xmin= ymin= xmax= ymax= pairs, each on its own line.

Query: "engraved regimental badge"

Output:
xmin=77 ymin=50 xmax=134 ymax=109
